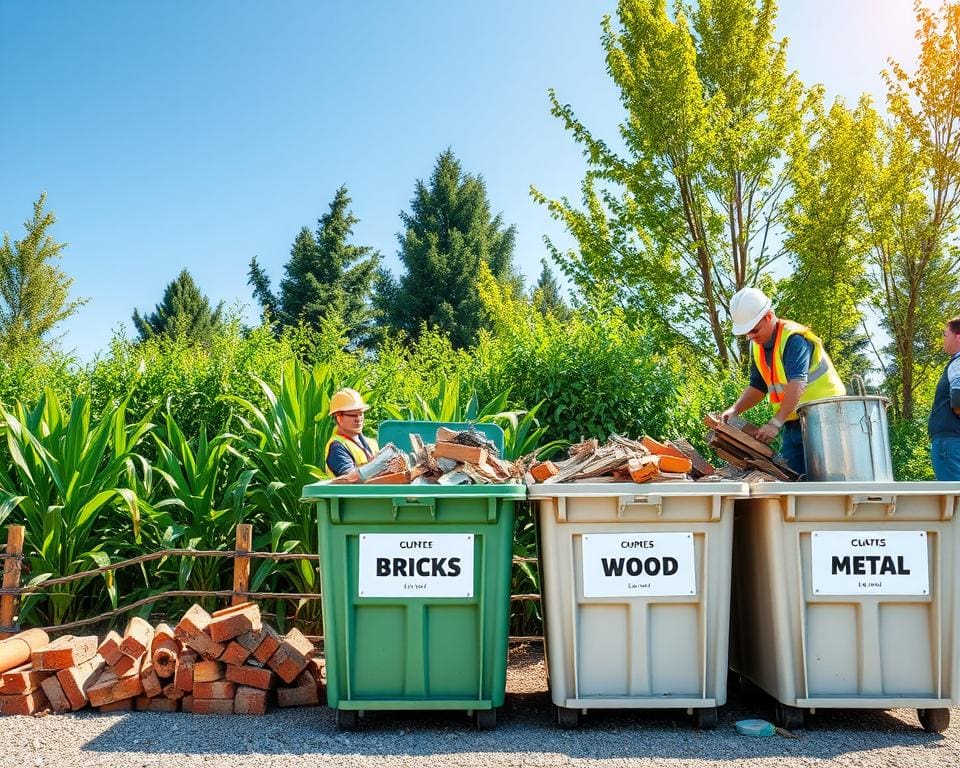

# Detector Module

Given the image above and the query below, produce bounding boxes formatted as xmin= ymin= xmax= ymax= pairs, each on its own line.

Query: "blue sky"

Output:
xmin=0 ymin=1 xmax=920 ymax=361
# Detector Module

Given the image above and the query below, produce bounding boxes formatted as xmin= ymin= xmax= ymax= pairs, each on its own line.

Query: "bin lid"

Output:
xmin=302 ymin=482 xmax=524 ymax=501
xmin=526 ymin=481 xmax=749 ymax=499
xmin=377 ymin=420 xmax=505 ymax=454
xmin=748 ymin=481 xmax=960 ymax=497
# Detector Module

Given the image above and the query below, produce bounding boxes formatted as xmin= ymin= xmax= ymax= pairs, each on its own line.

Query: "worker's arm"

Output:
xmin=720 ymin=386 xmax=766 ymax=422
xmin=327 ymin=442 xmax=361 ymax=483
xmin=949 ymin=357 xmax=960 ymax=416
xmin=756 ymin=379 xmax=807 ymax=443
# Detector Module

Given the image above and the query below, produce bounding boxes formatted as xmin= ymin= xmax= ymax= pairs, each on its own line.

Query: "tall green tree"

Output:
xmin=532 ymin=0 xmax=805 ymax=366
xmin=0 ymin=194 xmax=87 ymax=357
xmin=531 ymin=259 xmax=571 ymax=321
xmin=864 ymin=0 xmax=960 ymax=419
xmin=133 ymin=269 xmax=224 ymax=343
xmin=778 ymin=95 xmax=879 ymax=384
xmin=377 ymin=150 xmax=518 ymax=349
xmin=248 ymin=186 xmax=379 ymax=346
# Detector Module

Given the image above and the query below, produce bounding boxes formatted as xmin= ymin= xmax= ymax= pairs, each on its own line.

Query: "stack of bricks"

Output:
xmin=0 ymin=601 xmax=322 ymax=716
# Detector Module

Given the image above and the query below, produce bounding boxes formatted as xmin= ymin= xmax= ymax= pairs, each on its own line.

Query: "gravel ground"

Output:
xmin=3 ymin=644 xmax=958 ymax=768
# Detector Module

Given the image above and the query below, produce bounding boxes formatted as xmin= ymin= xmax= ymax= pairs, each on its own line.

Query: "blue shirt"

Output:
xmin=749 ymin=333 xmax=813 ymax=393
xmin=326 ymin=434 xmax=376 ymax=476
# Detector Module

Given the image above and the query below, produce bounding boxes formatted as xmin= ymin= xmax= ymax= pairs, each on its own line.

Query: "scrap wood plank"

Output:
xmin=704 ymin=413 xmax=774 ymax=458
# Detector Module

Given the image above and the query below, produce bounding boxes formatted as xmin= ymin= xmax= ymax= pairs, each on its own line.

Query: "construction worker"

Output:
xmin=325 ymin=388 xmax=379 ymax=482
xmin=720 ymin=287 xmax=845 ymax=477
xmin=929 ymin=316 xmax=960 ymax=480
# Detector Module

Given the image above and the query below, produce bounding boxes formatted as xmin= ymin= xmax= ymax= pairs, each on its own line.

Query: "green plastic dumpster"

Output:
xmin=528 ymin=481 xmax=750 ymax=730
xmin=730 ymin=482 xmax=960 ymax=733
xmin=302 ymin=420 xmax=522 ymax=731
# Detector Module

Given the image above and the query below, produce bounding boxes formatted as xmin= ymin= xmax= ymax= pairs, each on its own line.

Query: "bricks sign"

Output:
xmin=358 ymin=533 xmax=475 ymax=598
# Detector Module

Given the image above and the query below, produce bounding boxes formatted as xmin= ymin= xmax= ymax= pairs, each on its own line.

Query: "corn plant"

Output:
xmin=144 ymin=408 xmax=257 ymax=603
xmin=0 ymin=389 xmax=158 ymax=625
xmin=223 ymin=359 xmax=370 ymax=626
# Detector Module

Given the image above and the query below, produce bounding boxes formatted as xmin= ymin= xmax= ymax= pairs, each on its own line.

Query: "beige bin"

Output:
xmin=731 ymin=482 xmax=960 ymax=733
xmin=529 ymin=481 xmax=749 ymax=729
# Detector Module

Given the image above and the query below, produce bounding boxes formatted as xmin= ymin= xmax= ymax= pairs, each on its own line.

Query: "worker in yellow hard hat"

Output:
xmin=720 ymin=287 xmax=845 ymax=476
xmin=324 ymin=388 xmax=379 ymax=482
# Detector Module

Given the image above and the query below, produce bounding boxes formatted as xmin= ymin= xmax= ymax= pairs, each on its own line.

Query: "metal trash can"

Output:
xmin=528 ymin=481 xmax=749 ymax=729
xmin=302 ymin=421 xmax=522 ymax=731
xmin=797 ymin=396 xmax=893 ymax=481
xmin=730 ymin=482 xmax=960 ymax=732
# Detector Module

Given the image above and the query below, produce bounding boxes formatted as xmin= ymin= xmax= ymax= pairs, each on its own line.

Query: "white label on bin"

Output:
xmin=581 ymin=533 xmax=696 ymax=598
xmin=358 ymin=533 xmax=474 ymax=598
xmin=811 ymin=530 xmax=929 ymax=595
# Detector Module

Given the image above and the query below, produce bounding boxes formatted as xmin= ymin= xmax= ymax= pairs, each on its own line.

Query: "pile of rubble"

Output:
xmin=337 ymin=427 xmax=522 ymax=485
xmin=0 ymin=602 xmax=321 ymax=716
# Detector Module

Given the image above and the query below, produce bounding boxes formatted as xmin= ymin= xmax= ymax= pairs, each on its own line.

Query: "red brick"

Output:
xmin=276 ymin=671 xmax=319 ymax=707
xmin=98 ymin=698 xmax=133 ymax=712
xmin=174 ymin=650 xmax=197 ymax=692
xmin=266 ymin=629 xmax=315 ymax=684
xmin=40 ymin=674 xmax=72 ymax=712
xmin=0 ymin=689 xmax=48 ymax=715
xmin=119 ymin=617 xmax=154 ymax=660
xmin=135 ymin=695 xmax=178 ymax=712
xmin=174 ymin=605 xmax=225 ymax=659
xmin=251 ymin=625 xmax=281 ymax=664
xmin=0 ymin=663 xmax=47 ymax=695
xmin=193 ymin=680 xmax=235 ymax=700
xmin=191 ymin=698 xmax=233 ymax=714
xmin=151 ymin=624 xmax=179 ymax=679
xmin=161 ymin=682 xmax=184 ymax=700
xmin=236 ymin=626 xmax=267 ymax=652
xmin=234 ymin=685 xmax=269 ymax=715
xmin=192 ymin=660 xmax=225 ymax=683
xmin=219 ymin=641 xmax=251 ymax=666
xmin=97 ymin=631 xmax=124 ymax=667
xmin=225 ymin=664 xmax=274 ymax=691
xmin=181 ymin=694 xmax=194 ymax=713
xmin=140 ymin=656 xmax=162 ymax=698
xmin=208 ymin=602 xmax=261 ymax=643
xmin=58 ymin=655 xmax=107 ymax=710
xmin=88 ymin=667 xmax=144 ymax=707
xmin=32 ymin=635 xmax=98 ymax=671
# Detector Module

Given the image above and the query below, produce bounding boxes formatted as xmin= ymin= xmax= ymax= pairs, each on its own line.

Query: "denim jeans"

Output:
xmin=781 ymin=420 xmax=806 ymax=478
xmin=931 ymin=436 xmax=960 ymax=481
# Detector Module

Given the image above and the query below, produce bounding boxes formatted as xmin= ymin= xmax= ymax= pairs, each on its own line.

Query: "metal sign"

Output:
xmin=811 ymin=530 xmax=929 ymax=595
xmin=358 ymin=533 xmax=475 ymax=598
xmin=581 ymin=532 xmax=696 ymax=598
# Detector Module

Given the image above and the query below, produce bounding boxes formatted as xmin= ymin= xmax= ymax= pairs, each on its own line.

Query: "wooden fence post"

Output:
xmin=232 ymin=524 xmax=252 ymax=606
xmin=1 ymin=525 xmax=25 ymax=639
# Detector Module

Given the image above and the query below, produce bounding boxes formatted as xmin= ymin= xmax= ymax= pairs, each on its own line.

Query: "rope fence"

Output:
xmin=0 ymin=524 xmax=542 ymax=641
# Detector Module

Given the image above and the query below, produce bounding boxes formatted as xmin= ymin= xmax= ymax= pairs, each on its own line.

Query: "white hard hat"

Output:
xmin=730 ymin=287 xmax=772 ymax=335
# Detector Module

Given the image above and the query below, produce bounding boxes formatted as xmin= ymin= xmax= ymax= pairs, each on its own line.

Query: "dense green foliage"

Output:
xmin=132 ymin=269 xmax=225 ymax=344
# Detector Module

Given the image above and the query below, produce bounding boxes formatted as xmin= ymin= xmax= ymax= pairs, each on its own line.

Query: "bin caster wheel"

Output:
xmin=918 ymin=708 xmax=950 ymax=733
xmin=774 ymin=702 xmax=804 ymax=730
xmin=336 ymin=709 xmax=358 ymax=731
xmin=476 ymin=709 xmax=496 ymax=731
xmin=693 ymin=706 xmax=718 ymax=730
xmin=556 ymin=706 xmax=579 ymax=729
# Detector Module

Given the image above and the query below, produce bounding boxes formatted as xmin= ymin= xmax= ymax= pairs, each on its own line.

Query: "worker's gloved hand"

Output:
xmin=719 ymin=406 xmax=737 ymax=423
xmin=344 ymin=468 xmax=361 ymax=484
xmin=756 ymin=420 xmax=782 ymax=444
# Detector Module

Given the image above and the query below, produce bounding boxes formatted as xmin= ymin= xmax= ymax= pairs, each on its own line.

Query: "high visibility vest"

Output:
xmin=752 ymin=320 xmax=845 ymax=421
xmin=324 ymin=432 xmax=379 ymax=474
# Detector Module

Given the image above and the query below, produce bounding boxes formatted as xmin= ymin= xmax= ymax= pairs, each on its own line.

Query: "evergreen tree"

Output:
xmin=531 ymin=259 xmax=571 ymax=321
xmin=133 ymin=269 xmax=224 ymax=343
xmin=0 ymin=194 xmax=87 ymax=357
xmin=248 ymin=186 xmax=379 ymax=345
xmin=379 ymin=149 xmax=518 ymax=349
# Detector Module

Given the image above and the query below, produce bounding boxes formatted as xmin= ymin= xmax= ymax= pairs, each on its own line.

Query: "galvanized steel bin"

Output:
xmin=302 ymin=421 xmax=522 ymax=731
xmin=528 ymin=482 xmax=749 ymax=729
xmin=730 ymin=482 xmax=960 ymax=732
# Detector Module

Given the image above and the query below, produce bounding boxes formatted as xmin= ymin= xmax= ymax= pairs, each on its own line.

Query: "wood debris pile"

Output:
xmin=342 ymin=426 xmax=521 ymax=486
xmin=0 ymin=602 xmax=322 ymax=716
xmin=703 ymin=413 xmax=799 ymax=481
xmin=527 ymin=434 xmax=718 ymax=484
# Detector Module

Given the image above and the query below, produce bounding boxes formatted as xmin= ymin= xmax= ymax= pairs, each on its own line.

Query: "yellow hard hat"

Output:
xmin=329 ymin=387 xmax=370 ymax=415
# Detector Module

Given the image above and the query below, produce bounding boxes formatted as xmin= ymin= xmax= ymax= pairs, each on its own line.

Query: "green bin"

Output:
xmin=302 ymin=420 xmax=523 ymax=731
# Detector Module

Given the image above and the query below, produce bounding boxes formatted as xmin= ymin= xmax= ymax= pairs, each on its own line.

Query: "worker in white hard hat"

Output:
xmin=324 ymin=388 xmax=379 ymax=482
xmin=720 ymin=287 xmax=845 ymax=476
